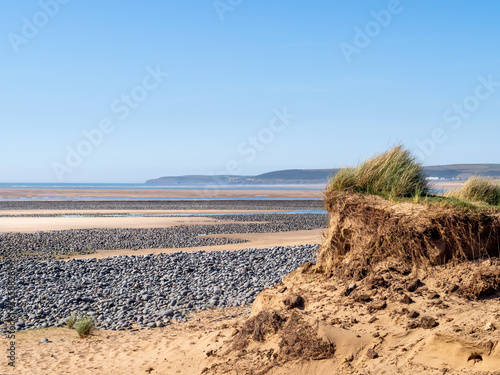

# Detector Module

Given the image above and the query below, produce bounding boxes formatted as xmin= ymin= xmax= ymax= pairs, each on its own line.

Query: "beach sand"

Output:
xmin=0 ymin=206 xmax=324 ymax=258
xmin=0 ymin=212 xmax=323 ymax=258
xmin=0 ymin=181 xmax=471 ymax=201
xmin=5 ymin=189 xmax=497 ymax=374
xmin=0 ymin=215 xmax=255 ymax=233
xmin=0 ymin=209 xmax=286 ymax=216
xmin=71 ymin=229 xmax=324 ymax=259
xmin=0 ymin=306 xmax=249 ymax=375
xmin=0 ymin=198 xmax=326 ymax=374
xmin=4 ymin=261 xmax=499 ymax=375
xmin=0 ymin=188 xmax=323 ymax=199
xmin=432 ymin=180 xmax=466 ymax=191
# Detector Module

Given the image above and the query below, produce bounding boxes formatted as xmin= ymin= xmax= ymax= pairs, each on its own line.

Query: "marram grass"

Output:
xmin=66 ymin=312 xmax=77 ymax=329
xmin=326 ymin=145 xmax=429 ymax=203
xmin=447 ymin=177 xmax=500 ymax=207
xmin=74 ymin=315 xmax=95 ymax=338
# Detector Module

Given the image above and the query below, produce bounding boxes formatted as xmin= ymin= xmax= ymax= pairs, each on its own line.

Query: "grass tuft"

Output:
xmin=66 ymin=312 xmax=77 ymax=329
xmin=447 ymin=177 xmax=500 ymax=207
xmin=326 ymin=145 xmax=429 ymax=206
xmin=74 ymin=315 xmax=95 ymax=338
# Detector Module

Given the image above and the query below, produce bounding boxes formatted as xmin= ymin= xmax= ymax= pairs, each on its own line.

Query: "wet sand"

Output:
xmin=71 ymin=228 xmax=324 ymax=259
xmin=0 ymin=200 xmax=326 ymax=258
xmin=0 ymin=209 xmax=286 ymax=216
xmin=0 ymin=216 xmax=254 ymax=233
xmin=0 ymin=188 xmax=323 ymax=199
xmin=432 ymin=180 xmax=466 ymax=191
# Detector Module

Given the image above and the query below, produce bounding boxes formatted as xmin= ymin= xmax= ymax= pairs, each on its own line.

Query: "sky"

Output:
xmin=0 ymin=0 xmax=499 ymax=183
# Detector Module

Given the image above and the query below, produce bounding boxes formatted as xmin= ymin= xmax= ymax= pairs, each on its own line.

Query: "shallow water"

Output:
xmin=59 ymin=210 xmax=327 ymax=218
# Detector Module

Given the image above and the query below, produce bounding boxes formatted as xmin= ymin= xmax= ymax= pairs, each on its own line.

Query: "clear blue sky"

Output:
xmin=1 ymin=0 xmax=499 ymax=183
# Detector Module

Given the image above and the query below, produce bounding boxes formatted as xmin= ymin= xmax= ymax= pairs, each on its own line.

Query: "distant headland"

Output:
xmin=146 ymin=164 xmax=500 ymax=185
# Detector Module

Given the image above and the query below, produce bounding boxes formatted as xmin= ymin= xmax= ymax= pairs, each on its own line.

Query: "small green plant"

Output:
xmin=66 ymin=312 xmax=77 ymax=329
xmin=74 ymin=315 xmax=95 ymax=338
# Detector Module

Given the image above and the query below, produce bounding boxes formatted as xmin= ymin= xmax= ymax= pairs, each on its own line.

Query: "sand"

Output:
xmin=0 ymin=203 xmax=324 ymax=258
xmin=4 ymin=261 xmax=499 ymax=375
xmin=0 ymin=209 xmax=285 ymax=216
xmin=0 ymin=182 xmax=468 ymax=202
xmin=0 ymin=307 xmax=249 ymax=375
xmin=0 ymin=201 xmax=326 ymax=374
xmin=4 ymin=189 xmax=496 ymax=374
xmin=0 ymin=209 xmax=324 ymax=259
xmin=0 ymin=216 xmax=250 ymax=233
xmin=0 ymin=200 xmax=327 ymax=374
xmin=432 ymin=180 xmax=466 ymax=191
xmin=0 ymin=195 xmax=329 ymax=374
xmin=71 ymin=229 xmax=324 ymax=259
xmin=0 ymin=188 xmax=323 ymax=199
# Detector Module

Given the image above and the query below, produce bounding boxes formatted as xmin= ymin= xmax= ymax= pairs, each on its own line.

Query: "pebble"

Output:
xmin=485 ymin=322 xmax=495 ymax=331
xmin=0 ymin=213 xmax=326 ymax=260
xmin=0 ymin=245 xmax=318 ymax=331
xmin=408 ymin=310 xmax=420 ymax=319
xmin=407 ymin=279 xmax=421 ymax=292
xmin=420 ymin=316 xmax=438 ymax=329
xmin=0 ymin=199 xmax=323 ymax=213
xmin=366 ymin=348 xmax=378 ymax=359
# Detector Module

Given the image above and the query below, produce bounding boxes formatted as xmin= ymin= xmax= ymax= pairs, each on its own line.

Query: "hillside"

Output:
xmin=146 ymin=164 xmax=500 ymax=185
xmin=424 ymin=164 xmax=500 ymax=179
xmin=146 ymin=169 xmax=338 ymax=185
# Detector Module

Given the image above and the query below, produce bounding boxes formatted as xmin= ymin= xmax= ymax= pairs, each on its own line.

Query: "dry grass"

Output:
xmin=326 ymin=145 xmax=429 ymax=207
xmin=447 ymin=177 xmax=500 ymax=207
xmin=318 ymin=192 xmax=500 ymax=279
xmin=458 ymin=264 xmax=500 ymax=299
xmin=231 ymin=310 xmax=335 ymax=362
xmin=278 ymin=313 xmax=335 ymax=360
xmin=232 ymin=310 xmax=284 ymax=350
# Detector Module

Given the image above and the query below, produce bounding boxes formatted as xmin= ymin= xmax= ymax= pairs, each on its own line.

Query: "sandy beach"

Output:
xmin=0 ymin=215 xmax=256 ymax=233
xmin=0 ymin=209 xmax=286 ymax=216
xmin=0 ymin=188 xmax=323 ymax=199
xmin=1 ymin=306 xmax=250 ymax=375
xmin=0 ymin=181 xmax=472 ymax=201
xmin=71 ymin=229 xmax=324 ymax=259
xmin=0 ymin=211 xmax=324 ymax=259
xmin=1 ymin=188 xmax=498 ymax=375
xmin=4 ymin=259 xmax=499 ymax=375
xmin=0 ymin=196 xmax=327 ymax=374
xmin=432 ymin=180 xmax=466 ymax=191
xmin=0 ymin=197 xmax=325 ymax=257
